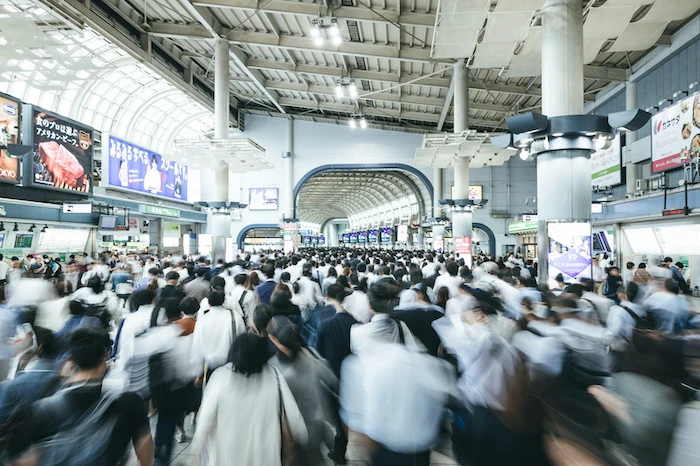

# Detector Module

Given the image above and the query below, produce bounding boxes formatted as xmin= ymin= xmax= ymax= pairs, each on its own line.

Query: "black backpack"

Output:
xmin=79 ymin=300 xmax=111 ymax=328
xmin=620 ymin=304 xmax=656 ymax=332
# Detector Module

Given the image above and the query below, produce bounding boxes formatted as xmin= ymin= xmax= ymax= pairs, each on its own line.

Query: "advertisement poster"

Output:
xmin=651 ymin=94 xmax=700 ymax=173
xmin=368 ymin=229 xmax=378 ymax=243
xmin=358 ymin=231 xmax=367 ymax=243
xmin=106 ymin=135 xmax=187 ymax=201
xmin=397 ymin=224 xmax=409 ymax=242
xmin=380 ymin=227 xmax=392 ymax=242
xmin=454 ymin=235 xmax=472 ymax=267
xmin=32 ymin=108 xmax=93 ymax=193
xmin=0 ymin=93 xmax=20 ymax=184
xmin=349 ymin=232 xmax=358 ymax=244
xmin=591 ymin=134 xmax=621 ymax=187
xmin=342 ymin=233 xmax=350 ymax=243
xmin=547 ymin=222 xmax=592 ymax=282
xmin=249 ymin=187 xmax=278 ymax=210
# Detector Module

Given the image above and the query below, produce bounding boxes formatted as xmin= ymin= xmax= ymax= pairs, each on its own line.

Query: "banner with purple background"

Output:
xmin=106 ymin=135 xmax=188 ymax=201
xmin=547 ymin=222 xmax=592 ymax=283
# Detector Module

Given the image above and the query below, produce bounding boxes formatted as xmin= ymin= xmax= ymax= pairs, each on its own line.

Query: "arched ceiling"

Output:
xmin=296 ymin=169 xmax=431 ymax=228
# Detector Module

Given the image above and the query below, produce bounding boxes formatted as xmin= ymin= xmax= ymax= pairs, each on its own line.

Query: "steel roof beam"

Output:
xmin=192 ymin=0 xmax=436 ymax=27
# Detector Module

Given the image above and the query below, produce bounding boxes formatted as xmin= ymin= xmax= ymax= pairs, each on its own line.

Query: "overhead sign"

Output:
xmin=62 ymin=203 xmax=92 ymax=214
xmin=522 ymin=214 xmax=538 ymax=222
xmin=651 ymin=94 xmax=700 ymax=173
xmin=508 ymin=221 xmax=538 ymax=234
xmin=591 ymin=134 xmax=622 ymax=187
xmin=31 ymin=108 xmax=93 ymax=194
xmin=144 ymin=205 xmax=179 ymax=217
xmin=0 ymin=93 xmax=20 ymax=184
xmin=106 ymin=135 xmax=188 ymax=201
xmin=662 ymin=208 xmax=689 ymax=216
xmin=451 ymin=184 xmax=483 ymax=200
xmin=547 ymin=222 xmax=591 ymax=282
xmin=454 ymin=236 xmax=472 ymax=258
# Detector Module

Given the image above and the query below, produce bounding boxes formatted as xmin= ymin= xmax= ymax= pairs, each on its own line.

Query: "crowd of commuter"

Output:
xmin=0 ymin=246 xmax=699 ymax=466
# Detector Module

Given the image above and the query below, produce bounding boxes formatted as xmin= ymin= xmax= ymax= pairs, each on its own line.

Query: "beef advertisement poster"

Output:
xmin=106 ymin=135 xmax=188 ymax=201
xmin=32 ymin=109 xmax=93 ymax=193
xmin=0 ymin=93 xmax=20 ymax=184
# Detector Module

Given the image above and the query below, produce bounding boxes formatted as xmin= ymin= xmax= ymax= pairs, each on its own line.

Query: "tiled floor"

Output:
xmin=126 ymin=414 xmax=612 ymax=465
xmin=125 ymin=413 xmax=459 ymax=466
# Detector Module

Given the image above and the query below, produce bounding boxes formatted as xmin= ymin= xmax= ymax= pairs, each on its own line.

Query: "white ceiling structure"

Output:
xmin=23 ymin=0 xmax=699 ymax=136
xmin=0 ymin=0 xmax=698 ymax=226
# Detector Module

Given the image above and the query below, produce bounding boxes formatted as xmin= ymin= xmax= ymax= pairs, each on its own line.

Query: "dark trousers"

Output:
xmin=154 ymin=387 xmax=185 ymax=466
xmin=370 ymin=446 xmax=430 ymax=466
xmin=331 ymin=397 xmax=348 ymax=458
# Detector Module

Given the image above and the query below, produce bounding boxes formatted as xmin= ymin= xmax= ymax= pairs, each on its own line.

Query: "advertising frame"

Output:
xmin=27 ymin=105 xmax=93 ymax=195
xmin=380 ymin=227 xmax=392 ymax=243
xmin=368 ymin=229 xmax=378 ymax=243
xmin=547 ymin=221 xmax=592 ymax=284
xmin=0 ymin=91 xmax=21 ymax=185
xmin=397 ymin=224 xmax=409 ymax=243
xmin=650 ymin=92 xmax=700 ymax=173
xmin=358 ymin=231 xmax=367 ymax=243
xmin=591 ymin=134 xmax=622 ymax=187
xmin=248 ymin=187 xmax=279 ymax=211
xmin=103 ymin=134 xmax=189 ymax=202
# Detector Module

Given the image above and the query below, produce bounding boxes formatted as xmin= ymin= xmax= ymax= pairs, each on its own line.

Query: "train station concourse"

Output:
xmin=1 ymin=0 xmax=700 ymax=465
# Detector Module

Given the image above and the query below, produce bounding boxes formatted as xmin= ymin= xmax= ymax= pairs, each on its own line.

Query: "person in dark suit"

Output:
xmin=392 ymin=289 xmax=444 ymax=356
xmin=254 ymin=262 xmax=277 ymax=305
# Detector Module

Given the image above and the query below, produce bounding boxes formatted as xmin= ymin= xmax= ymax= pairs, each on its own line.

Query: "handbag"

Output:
xmin=274 ymin=367 xmax=301 ymax=466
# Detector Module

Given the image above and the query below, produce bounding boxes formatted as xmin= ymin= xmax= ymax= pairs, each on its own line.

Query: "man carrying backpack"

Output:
xmin=605 ymin=282 xmax=649 ymax=346
xmin=9 ymin=327 xmax=154 ymax=465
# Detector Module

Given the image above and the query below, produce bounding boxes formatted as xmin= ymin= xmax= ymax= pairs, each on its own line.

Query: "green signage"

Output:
xmin=144 ymin=205 xmax=179 ymax=217
xmin=680 ymin=255 xmax=690 ymax=268
xmin=508 ymin=221 xmax=538 ymax=234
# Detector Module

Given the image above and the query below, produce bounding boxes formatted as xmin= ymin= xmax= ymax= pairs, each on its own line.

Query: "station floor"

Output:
xmin=123 ymin=413 xmax=609 ymax=466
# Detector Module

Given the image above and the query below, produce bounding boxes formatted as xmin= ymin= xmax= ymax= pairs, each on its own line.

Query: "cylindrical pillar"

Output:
xmin=537 ymin=0 xmax=590 ymax=286
xmin=208 ymin=38 xmax=231 ymax=262
xmin=625 ymin=81 xmax=638 ymax=196
xmin=283 ymin=119 xmax=294 ymax=219
xmin=417 ymin=226 xmax=425 ymax=249
xmin=433 ymin=167 xmax=443 ymax=218
xmin=452 ymin=60 xmax=472 ymax=265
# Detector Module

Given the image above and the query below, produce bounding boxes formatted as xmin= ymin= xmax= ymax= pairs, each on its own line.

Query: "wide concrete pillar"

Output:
xmin=283 ymin=119 xmax=294 ymax=219
xmin=625 ymin=81 xmax=638 ymax=196
xmin=205 ymin=38 xmax=231 ymax=262
xmin=452 ymin=60 xmax=472 ymax=264
xmin=537 ymin=0 xmax=591 ymax=285
xmin=417 ymin=226 xmax=425 ymax=249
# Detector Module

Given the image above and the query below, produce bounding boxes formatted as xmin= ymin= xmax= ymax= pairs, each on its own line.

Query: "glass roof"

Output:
xmin=0 ymin=0 xmax=214 ymax=157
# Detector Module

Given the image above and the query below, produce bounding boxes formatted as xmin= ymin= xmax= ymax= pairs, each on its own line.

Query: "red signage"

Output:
xmin=662 ymin=208 xmax=689 ymax=216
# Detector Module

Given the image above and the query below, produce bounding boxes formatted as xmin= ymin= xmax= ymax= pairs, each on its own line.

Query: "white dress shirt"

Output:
xmin=433 ymin=274 xmax=463 ymax=299
xmin=342 ymin=289 xmax=372 ymax=323
xmin=340 ymin=343 xmax=455 ymax=453
xmin=605 ymin=301 xmax=645 ymax=344
xmin=192 ymin=305 xmax=237 ymax=369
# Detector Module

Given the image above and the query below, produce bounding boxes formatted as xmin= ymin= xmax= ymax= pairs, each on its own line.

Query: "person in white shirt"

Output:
xmin=342 ymin=274 xmax=372 ymax=324
xmin=421 ymin=254 xmax=436 ymax=279
xmin=321 ymin=267 xmax=338 ymax=296
xmin=116 ymin=289 xmax=158 ymax=369
xmin=192 ymin=291 xmax=242 ymax=378
xmin=433 ymin=261 xmax=463 ymax=299
xmin=0 ymin=254 xmax=9 ymax=302
xmin=296 ymin=268 xmax=324 ymax=311
xmin=591 ymin=257 xmax=605 ymax=294
xmin=445 ymin=283 xmax=478 ymax=318
xmin=643 ymin=279 xmax=690 ymax=334
xmin=229 ymin=273 xmax=255 ymax=328
xmin=622 ymin=262 xmax=635 ymax=286
xmin=605 ymin=282 xmax=646 ymax=346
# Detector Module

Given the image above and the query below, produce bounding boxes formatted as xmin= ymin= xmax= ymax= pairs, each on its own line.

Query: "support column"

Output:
xmin=625 ymin=81 xmax=638 ymax=196
xmin=452 ymin=60 xmax=472 ymax=265
xmin=417 ymin=226 xmax=425 ymax=249
xmin=537 ymin=0 xmax=591 ymax=285
xmin=206 ymin=38 xmax=231 ymax=262
xmin=283 ymin=119 xmax=294 ymax=219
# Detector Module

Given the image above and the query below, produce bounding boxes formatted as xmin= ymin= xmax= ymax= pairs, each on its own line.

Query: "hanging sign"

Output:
xmin=547 ymin=222 xmax=592 ymax=282
xmin=591 ymin=134 xmax=622 ymax=187
xmin=651 ymin=94 xmax=700 ymax=173
xmin=0 ymin=92 xmax=20 ymax=184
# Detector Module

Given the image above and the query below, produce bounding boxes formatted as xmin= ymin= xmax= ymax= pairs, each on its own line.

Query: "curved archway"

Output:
xmin=472 ymin=222 xmax=496 ymax=257
xmin=293 ymin=164 xmax=434 ymax=226
xmin=236 ymin=223 xmax=281 ymax=250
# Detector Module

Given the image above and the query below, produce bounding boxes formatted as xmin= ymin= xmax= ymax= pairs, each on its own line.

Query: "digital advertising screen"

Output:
xmin=98 ymin=215 xmax=117 ymax=230
xmin=14 ymin=233 xmax=33 ymax=248
xmin=303 ymin=236 xmax=311 ymax=244
xmin=0 ymin=93 xmax=20 ymax=184
xmin=397 ymin=224 xmax=409 ymax=242
xmin=349 ymin=232 xmax=358 ymax=244
xmin=651 ymin=93 xmax=700 ymax=173
xmin=358 ymin=231 xmax=367 ymax=243
xmin=368 ymin=229 xmax=378 ymax=243
xmin=249 ymin=187 xmax=278 ymax=210
xmin=591 ymin=134 xmax=621 ymax=187
xmin=319 ymin=236 xmax=325 ymax=245
xmin=106 ymin=135 xmax=188 ymax=201
xmin=31 ymin=108 xmax=93 ymax=194
xmin=380 ymin=227 xmax=392 ymax=242
xmin=342 ymin=233 xmax=350 ymax=243
xmin=547 ymin=222 xmax=592 ymax=283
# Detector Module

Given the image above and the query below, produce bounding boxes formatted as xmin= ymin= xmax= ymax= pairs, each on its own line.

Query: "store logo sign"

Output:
xmin=2 ymin=103 xmax=16 ymax=115
xmin=653 ymin=114 xmax=680 ymax=135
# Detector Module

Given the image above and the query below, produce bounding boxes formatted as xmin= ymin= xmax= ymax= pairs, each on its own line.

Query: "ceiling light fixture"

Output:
xmin=348 ymin=119 xmax=357 ymax=129
xmin=41 ymin=224 xmax=48 ymax=233
xmin=519 ymin=148 xmax=530 ymax=160
xmin=309 ymin=18 xmax=342 ymax=47
xmin=28 ymin=224 xmax=36 ymax=232
xmin=13 ymin=223 xmax=18 ymax=232
xmin=359 ymin=117 xmax=368 ymax=129
xmin=0 ymin=222 xmax=4 ymax=232
xmin=335 ymin=79 xmax=358 ymax=100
